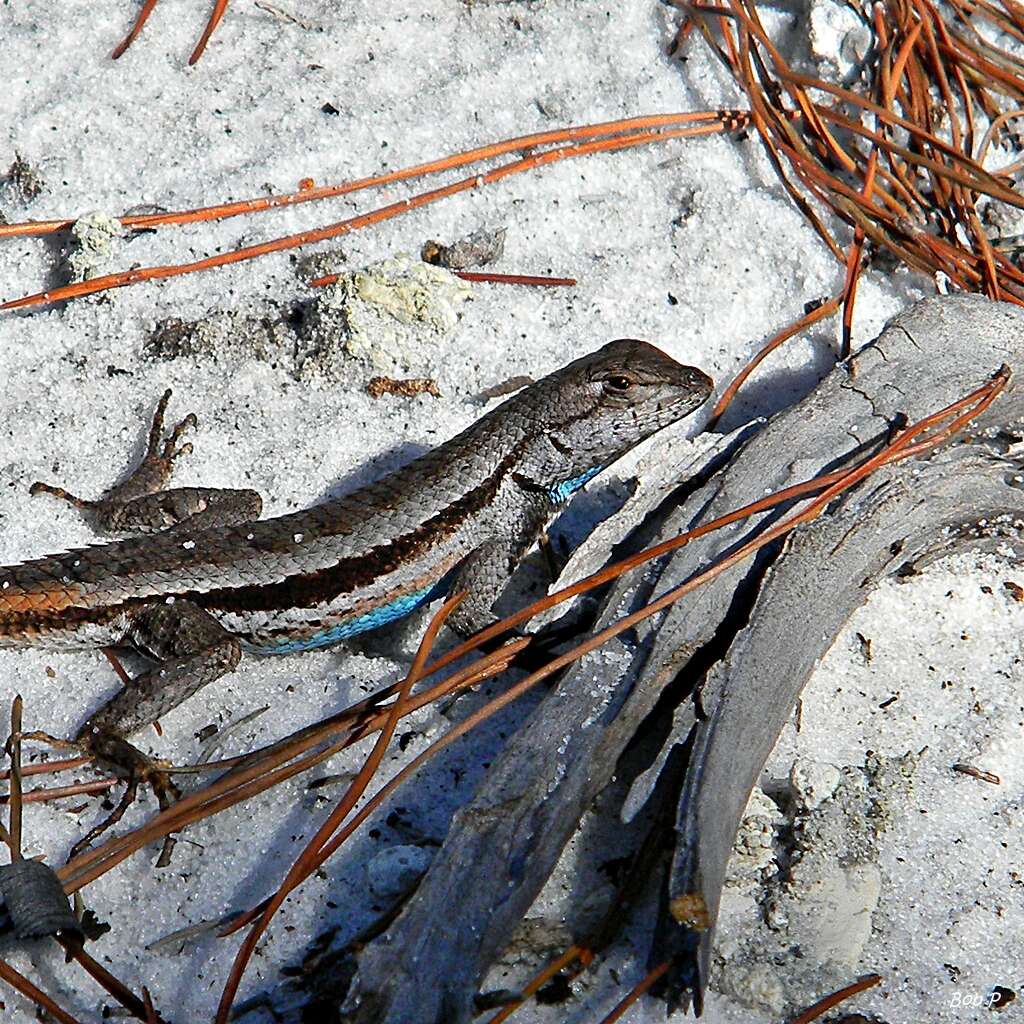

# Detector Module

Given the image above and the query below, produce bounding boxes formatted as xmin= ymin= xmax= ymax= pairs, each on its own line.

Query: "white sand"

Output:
xmin=0 ymin=3 xmax=1018 ymax=1021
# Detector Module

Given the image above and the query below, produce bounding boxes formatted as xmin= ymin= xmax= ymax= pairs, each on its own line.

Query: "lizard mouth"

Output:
xmin=689 ymin=367 xmax=715 ymax=394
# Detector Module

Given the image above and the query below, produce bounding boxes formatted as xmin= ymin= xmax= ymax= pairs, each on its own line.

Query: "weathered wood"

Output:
xmin=656 ymin=294 xmax=1024 ymax=1008
xmin=665 ymin=445 xmax=1024 ymax=1008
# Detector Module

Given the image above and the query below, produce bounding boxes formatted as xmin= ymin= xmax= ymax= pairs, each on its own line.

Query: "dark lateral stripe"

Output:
xmin=0 ymin=602 xmax=131 ymax=638
xmin=192 ymin=445 xmax=526 ymax=615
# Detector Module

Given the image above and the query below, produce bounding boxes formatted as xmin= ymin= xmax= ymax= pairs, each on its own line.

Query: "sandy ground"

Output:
xmin=0 ymin=2 xmax=1020 ymax=1022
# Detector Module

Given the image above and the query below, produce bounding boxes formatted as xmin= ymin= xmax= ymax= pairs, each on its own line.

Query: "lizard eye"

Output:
xmin=603 ymin=374 xmax=634 ymax=393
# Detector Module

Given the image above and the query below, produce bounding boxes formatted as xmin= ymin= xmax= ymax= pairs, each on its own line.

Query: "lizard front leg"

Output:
xmin=445 ymin=497 xmax=554 ymax=638
xmin=68 ymin=599 xmax=241 ymax=861
xmin=30 ymin=388 xmax=262 ymax=534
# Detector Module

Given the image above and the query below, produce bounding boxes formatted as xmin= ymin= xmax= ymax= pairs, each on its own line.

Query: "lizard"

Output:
xmin=0 ymin=339 xmax=713 ymax=836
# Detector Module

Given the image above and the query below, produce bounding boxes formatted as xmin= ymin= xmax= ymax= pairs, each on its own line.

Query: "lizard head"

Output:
xmin=534 ymin=338 xmax=714 ymax=485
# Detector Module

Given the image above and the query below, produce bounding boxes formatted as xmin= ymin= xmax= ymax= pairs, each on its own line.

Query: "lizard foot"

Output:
xmin=69 ymin=730 xmax=181 ymax=866
xmin=125 ymin=387 xmax=199 ymax=496
xmin=29 ymin=389 xmax=199 ymax=528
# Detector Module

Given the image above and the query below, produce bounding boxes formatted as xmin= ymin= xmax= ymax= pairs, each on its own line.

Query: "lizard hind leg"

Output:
xmin=30 ymin=388 xmax=262 ymax=534
xmin=100 ymin=387 xmax=199 ymax=505
xmin=70 ymin=600 xmax=242 ymax=863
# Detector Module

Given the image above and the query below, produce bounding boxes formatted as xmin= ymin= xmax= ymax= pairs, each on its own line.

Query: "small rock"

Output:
xmin=67 ymin=211 xmax=125 ymax=283
xmin=299 ymin=254 xmax=471 ymax=376
xmin=422 ymin=226 xmax=506 ymax=270
xmin=790 ymin=757 xmax=841 ymax=811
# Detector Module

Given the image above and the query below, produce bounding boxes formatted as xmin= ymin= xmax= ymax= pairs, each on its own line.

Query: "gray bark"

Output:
xmin=666 ymin=445 xmax=1024 ymax=1009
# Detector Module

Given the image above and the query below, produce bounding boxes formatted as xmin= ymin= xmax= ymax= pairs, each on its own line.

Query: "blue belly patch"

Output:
xmin=548 ymin=466 xmax=601 ymax=503
xmin=250 ymin=470 xmax=600 ymax=656
xmin=254 ymin=580 xmax=445 ymax=655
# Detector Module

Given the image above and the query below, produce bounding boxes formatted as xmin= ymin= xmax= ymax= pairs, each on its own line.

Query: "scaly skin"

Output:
xmin=2 ymin=340 xmax=713 ymax=652
xmin=1 ymin=339 xmax=712 ymax=846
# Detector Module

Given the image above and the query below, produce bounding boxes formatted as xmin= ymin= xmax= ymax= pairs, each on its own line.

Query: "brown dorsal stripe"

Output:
xmin=192 ymin=446 xmax=526 ymax=614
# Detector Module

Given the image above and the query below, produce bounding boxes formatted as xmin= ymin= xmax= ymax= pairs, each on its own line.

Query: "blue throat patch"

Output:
xmin=547 ymin=466 xmax=601 ymax=504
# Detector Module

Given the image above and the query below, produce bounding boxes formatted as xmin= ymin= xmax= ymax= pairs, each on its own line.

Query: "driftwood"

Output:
xmin=340 ymin=295 xmax=1024 ymax=1022
xmin=641 ymin=295 xmax=1024 ymax=1009
xmin=665 ymin=437 xmax=1024 ymax=1007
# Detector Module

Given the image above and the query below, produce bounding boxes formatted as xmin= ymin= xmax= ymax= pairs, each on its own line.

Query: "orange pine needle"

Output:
xmin=453 ymin=271 xmax=577 ymax=286
xmin=709 ymin=294 xmax=843 ymax=425
xmin=597 ymin=962 xmax=669 ymax=1024
xmin=110 ymin=0 xmax=160 ymax=60
xmin=789 ymin=974 xmax=883 ymax=1024
xmin=189 ymin=0 xmax=230 ymax=65
xmin=0 ymin=755 xmax=92 ymax=781
xmin=485 ymin=946 xmax=588 ymax=1023
xmin=309 ymin=271 xmax=576 ymax=288
xmin=0 ymin=778 xmax=118 ymax=805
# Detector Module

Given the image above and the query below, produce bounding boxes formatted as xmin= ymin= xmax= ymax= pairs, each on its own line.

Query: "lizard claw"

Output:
xmin=66 ymin=729 xmax=181 ymax=866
